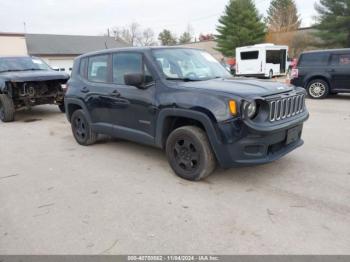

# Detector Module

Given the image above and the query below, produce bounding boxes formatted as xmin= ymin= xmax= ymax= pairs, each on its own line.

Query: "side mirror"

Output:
xmin=124 ymin=73 xmax=145 ymax=89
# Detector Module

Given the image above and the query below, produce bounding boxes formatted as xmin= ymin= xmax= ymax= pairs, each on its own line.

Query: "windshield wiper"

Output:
xmin=166 ymin=77 xmax=201 ymax=82
xmin=21 ymin=68 xmax=46 ymax=71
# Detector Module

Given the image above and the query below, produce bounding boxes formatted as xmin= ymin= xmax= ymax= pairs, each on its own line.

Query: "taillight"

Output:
xmin=291 ymin=68 xmax=299 ymax=79
xmin=260 ymin=61 xmax=263 ymax=72
xmin=236 ymin=63 xmax=239 ymax=74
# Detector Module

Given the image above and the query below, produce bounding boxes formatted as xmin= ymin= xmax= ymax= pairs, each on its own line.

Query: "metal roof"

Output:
xmin=25 ymin=34 xmax=129 ymax=56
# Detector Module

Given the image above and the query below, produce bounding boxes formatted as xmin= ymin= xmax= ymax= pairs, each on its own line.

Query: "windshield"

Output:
xmin=0 ymin=57 xmax=51 ymax=72
xmin=152 ymin=49 xmax=231 ymax=81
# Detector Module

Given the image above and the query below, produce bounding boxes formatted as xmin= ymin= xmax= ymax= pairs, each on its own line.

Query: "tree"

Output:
xmin=111 ymin=24 xmax=157 ymax=46
xmin=216 ymin=0 xmax=266 ymax=57
xmin=112 ymin=22 xmax=141 ymax=46
xmin=266 ymin=0 xmax=301 ymax=33
xmin=158 ymin=29 xmax=177 ymax=46
xmin=140 ymin=28 xmax=157 ymax=46
xmin=179 ymin=32 xmax=192 ymax=44
xmin=314 ymin=0 xmax=350 ymax=48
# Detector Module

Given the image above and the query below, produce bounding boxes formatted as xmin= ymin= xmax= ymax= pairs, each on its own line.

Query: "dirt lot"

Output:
xmin=1 ymin=95 xmax=350 ymax=255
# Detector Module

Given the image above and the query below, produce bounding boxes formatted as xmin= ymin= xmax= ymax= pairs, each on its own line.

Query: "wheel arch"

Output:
xmin=156 ymin=108 xmax=224 ymax=164
xmin=64 ymin=97 xmax=91 ymax=123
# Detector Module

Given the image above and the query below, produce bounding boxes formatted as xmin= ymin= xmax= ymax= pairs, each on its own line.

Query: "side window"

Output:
xmin=331 ymin=54 xmax=350 ymax=66
xmin=113 ymin=53 xmax=153 ymax=85
xmin=88 ymin=55 xmax=108 ymax=83
xmin=79 ymin=58 xmax=87 ymax=77
xmin=299 ymin=53 xmax=329 ymax=66
xmin=241 ymin=51 xmax=259 ymax=60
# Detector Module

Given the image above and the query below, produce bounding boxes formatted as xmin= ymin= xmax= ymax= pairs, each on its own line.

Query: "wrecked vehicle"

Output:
xmin=0 ymin=56 xmax=69 ymax=122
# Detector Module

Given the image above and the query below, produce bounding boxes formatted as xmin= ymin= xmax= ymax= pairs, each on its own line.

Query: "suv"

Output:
xmin=291 ymin=49 xmax=350 ymax=99
xmin=0 ymin=56 xmax=69 ymax=122
xmin=65 ymin=47 xmax=309 ymax=181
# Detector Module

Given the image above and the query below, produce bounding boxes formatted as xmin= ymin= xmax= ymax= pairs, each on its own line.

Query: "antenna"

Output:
xmin=23 ymin=22 xmax=27 ymax=33
xmin=105 ymin=41 xmax=108 ymax=49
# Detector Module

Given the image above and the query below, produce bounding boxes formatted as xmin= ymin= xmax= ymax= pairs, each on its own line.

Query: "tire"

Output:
xmin=0 ymin=94 xmax=15 ymax=122
xmin=307 ymin=79 xmax=329 ymax=99
xmin=58 ymin=104 xmax=65 ymax=113
xmin=166 ymin=126 xmax=216 ymax=181
xmin=268 ymin=70 xmax=273 ymax=79
xmin=70 ymin=109 xmax=97 ymax=146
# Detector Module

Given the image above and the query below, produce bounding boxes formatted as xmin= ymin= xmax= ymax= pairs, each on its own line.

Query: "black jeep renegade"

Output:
xmin=65 ymin=47 xmax=309 ymax=181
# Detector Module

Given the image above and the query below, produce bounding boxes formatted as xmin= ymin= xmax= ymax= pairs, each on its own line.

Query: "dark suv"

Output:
xmin=65 ymin=47 xmax=309 ymax=181
xmin=291 ymin=49 xmax=350 ymax=99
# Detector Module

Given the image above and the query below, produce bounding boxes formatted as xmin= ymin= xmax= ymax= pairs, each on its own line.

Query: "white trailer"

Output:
xmin=235 ymin=44 xmax=288 ymax=78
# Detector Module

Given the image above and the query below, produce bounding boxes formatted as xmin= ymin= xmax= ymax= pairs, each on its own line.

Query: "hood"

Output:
xmin=177 ymin=78 xmax=295 ymax=97
xmin=0 ymin=70 xmax=69 ymax=82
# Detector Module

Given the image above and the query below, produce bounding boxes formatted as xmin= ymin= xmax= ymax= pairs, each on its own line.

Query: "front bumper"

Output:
xmin=214 ymin=112 xmax=308 ymax=169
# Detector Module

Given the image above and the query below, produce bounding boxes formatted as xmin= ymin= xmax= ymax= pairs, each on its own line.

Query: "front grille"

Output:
xmin=269 ymin=94 xmax=305 ymax=122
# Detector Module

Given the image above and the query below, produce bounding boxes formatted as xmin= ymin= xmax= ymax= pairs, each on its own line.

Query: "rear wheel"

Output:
xmin=70 ymin=109 xmax=97 ymax=145
xmin=307 ymin=79 xmax=329 ymax=99
xmin=166 ymin=126 xmax=216 ymax=181
xmin=0 ymin=94 xmax=15 ymax=122
xmin=268 ymin=70 xmax=273 ymax=79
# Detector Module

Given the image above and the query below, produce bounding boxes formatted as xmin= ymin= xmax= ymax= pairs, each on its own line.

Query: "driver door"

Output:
xmin=109 ymin=52 xmax=157 ymax=142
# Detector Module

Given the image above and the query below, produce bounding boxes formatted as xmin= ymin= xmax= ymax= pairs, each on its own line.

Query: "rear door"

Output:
xmin=329 ymin=53 xmax=350 ymax=91
xmin=82 ymin=54 xmax=120 ymax=127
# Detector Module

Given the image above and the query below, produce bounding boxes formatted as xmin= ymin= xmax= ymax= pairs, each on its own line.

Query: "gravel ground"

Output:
xmin=0 ymin=95 xmax=350 ymax=255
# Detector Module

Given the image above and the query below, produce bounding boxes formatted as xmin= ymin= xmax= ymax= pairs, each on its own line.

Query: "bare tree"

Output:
xmin=139 ymin=28 xmax=157 ymax=46
xmin=111 ymin=22 xmax=141 ymax=46
xmin=110 ymin=23 xmax=157 ymax=46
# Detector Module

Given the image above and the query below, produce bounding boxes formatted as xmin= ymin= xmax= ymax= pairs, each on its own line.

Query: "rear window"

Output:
xmin=299 ymin=53 xmax=329 ymax=66
xmin=241 ymin=51 xmax=259 ymax=60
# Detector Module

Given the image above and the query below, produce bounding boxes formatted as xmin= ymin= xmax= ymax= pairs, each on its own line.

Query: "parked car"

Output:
xmin=291 ymin=49 xmax=350 ymax=99
xmin=0 ymin=56 xmax=69 ymax=122
xmin=65 ymin=47 xmax=309 ymax=181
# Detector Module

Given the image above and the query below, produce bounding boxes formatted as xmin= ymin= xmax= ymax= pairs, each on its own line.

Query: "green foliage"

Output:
xmin=266 ymin=0 xmax=301 ymax=32
xmin=215 ymin=0 xmax=266 ymax=57
xmin=179 ymin=32 xmax=193 ymax=44
xmin=158 ymin=29 xmax=177 ymax=46
xmin=315 ymin=0 xmax=350 ymax=47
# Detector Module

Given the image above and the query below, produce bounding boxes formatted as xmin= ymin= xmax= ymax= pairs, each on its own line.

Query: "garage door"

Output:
xmin=48 ymin=59 xmax=74 ymax=74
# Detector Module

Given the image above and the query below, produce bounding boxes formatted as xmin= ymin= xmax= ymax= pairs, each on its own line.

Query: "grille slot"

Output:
xmin=269 ymin=94 xmax=305 ymax=122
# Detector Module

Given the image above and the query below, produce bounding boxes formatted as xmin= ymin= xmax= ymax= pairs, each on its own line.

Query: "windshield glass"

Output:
xmin=0 ymin=57 xmax=51 ymax=72
xmin=152 ymin=49 xmax=231 ymax=81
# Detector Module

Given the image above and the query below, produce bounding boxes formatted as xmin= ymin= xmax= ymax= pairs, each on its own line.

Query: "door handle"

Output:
xmin=81 ymin=87 xmax=90 ymax=93
xmin=110 ymin=90 xmax=121 ymax=97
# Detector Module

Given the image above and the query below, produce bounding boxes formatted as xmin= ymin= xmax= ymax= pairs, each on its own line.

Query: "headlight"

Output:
xmin=243 ymin=101 xmax=257 ymax=119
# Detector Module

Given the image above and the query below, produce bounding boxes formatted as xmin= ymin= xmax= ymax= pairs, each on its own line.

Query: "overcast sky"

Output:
xmin=0 ymin=0 xmax=319 ymax=38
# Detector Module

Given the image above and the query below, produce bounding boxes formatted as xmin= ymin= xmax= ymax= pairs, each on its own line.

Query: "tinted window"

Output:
xmin=113 ymin=53 xmax=153 ymax=85
xmin=241 ymin=51 xmax=259 ymax=60
xmin=88 ymin=55 xmax=108 ymax=83
xmin=299 ymin=53 xmax=329 ymax=66
xmin=79 ymin=58 xmax=87 ymax=77
xmin=330 ymin=53 xmax=350 ymax=66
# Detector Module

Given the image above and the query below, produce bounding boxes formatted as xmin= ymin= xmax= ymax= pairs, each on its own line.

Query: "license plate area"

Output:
xmin=286 ymin=126 xmax=301 ymax=145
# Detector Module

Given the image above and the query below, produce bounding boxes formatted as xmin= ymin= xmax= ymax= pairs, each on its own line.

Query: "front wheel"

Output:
xmin=166 ymin=126 xmax=216 ymax=181
xmin=0 ymin=94 xmax=15 ymax=122
xmin=70 ymin=109 xmax=97 ymax=146
xmin=307 ymin=79 xmax=329 ymax=99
